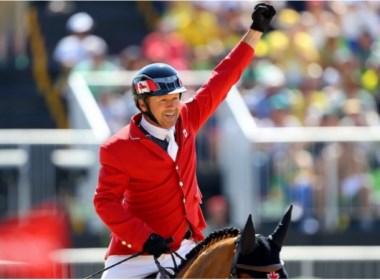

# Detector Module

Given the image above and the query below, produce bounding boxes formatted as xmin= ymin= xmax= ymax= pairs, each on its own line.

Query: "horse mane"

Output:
xmin=178 ymin=227 xmax=241 ymax=271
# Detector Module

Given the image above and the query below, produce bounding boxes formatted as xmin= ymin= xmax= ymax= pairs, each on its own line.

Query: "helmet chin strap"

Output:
xmin=141 ymin=98 xmax=160 ymax=126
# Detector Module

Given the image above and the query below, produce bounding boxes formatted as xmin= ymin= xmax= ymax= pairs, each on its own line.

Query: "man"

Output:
xmin=94 ymin=3 xmax=276 ymax=279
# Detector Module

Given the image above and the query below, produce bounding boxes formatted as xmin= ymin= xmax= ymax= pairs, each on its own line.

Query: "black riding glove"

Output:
xmin=250 ymin=3 xmax=276 ymax=32
xmin=142 ymin=233 xmax=170 ymax=258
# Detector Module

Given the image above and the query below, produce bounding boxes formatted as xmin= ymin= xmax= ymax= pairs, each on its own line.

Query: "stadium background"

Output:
xmin=1 ymin=1 xmax=380 ymax=278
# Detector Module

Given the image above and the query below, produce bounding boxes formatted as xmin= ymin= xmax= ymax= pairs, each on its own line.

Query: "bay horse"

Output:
xmin=174 ymin=205 xmax=292 ymax=279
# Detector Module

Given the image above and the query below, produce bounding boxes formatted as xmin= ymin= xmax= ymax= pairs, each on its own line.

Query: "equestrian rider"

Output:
xmin=94 ymin=3 xmax=276 ymax=278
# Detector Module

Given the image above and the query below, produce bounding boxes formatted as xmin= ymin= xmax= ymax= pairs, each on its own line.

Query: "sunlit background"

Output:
xmin=1 ymin=1 xmax=380 ymax=278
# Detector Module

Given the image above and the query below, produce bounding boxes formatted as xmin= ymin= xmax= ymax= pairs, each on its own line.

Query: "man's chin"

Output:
xmin=160 ymin=119 xmax=177 ymax=129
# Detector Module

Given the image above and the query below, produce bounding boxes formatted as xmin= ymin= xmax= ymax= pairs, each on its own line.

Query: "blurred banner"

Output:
xmin=0 ymin=202 xmax=71 ymax=278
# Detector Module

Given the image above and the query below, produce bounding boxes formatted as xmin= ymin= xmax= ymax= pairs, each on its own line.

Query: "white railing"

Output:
xmin=0 ymin=72 xmax=111 ymax=219
xmin=0 ymin=129 xmax=104 ymax=219
xmin=216 ymin=88 xmax=380 ymax=230
xmin=51 ymin=246 xmax=380 ymax=279
xmin=67 ymin=73 xmax=111 ymax=141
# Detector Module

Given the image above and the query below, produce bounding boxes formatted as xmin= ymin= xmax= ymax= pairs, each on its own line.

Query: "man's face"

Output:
xmin=140 ymin=94 xmax=181 ymax=129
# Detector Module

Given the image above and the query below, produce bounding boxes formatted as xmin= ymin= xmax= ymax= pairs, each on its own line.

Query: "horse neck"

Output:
xmin=176 ymin=236 xmax=238 ymax=279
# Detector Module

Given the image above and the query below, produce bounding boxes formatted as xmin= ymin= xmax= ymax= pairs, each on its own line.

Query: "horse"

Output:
xmin=174 ymin=205 xmax=293 ymax=279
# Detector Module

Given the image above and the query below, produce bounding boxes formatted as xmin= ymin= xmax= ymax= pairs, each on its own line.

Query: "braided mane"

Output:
xmin=178 ymin=227 xmax=240 ymax=270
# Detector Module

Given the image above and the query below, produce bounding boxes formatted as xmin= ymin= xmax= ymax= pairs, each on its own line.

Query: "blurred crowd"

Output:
xmin=53 ymin=1 xmax=380 ymax=235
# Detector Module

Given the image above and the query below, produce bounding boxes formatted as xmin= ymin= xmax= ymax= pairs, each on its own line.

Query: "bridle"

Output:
xmin=228 ymin=236 xmax=284 ymax=279
xmin=87 ymin=205 xmax=292 ymax=279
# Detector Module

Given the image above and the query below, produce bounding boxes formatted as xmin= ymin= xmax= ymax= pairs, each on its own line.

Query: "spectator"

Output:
xmin=338 ymin=98 xmax=375 ymax=127
xmin=162 ymin=2 xmax=220 ymax=48
xmin=354 ymin=31 xmax=373 ymax=69
xmin=338 ymin=143 xmax=374 ymax=231
xmin=333 ymin=1 xmax=380 ymax=49
xmin=97 ymin=92 xmax=129 ymax=135
xmin=70 ymin=35 xmax=127 ymax=134
xmin=202 ymin=195 xmax=235 ymax=236
xmin=301 ymin=1 xmax=333 ymax=50
xmin=53 ymin=12 xmax=106 ymax=71
xmin=71 ymin=36 xmax=120 ymax=100
xmin=243 ymin=63 xmax=298 ymax=128
xmin=46 ymin=1 xmax=75 ymax=14
xmin=285 ymin=149 xmax=319 ymax=234
xmin=140 ymin=18 xmax=192 ymax=70
xmin=291 ymin=75 xmax=330 ymax=127
xmin=0 ymin=2 xmax=29 ymax=68
xmin=118 ymin=45 xmax=149 ymax=71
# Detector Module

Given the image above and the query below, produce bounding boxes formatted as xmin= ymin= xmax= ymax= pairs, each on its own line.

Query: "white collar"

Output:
xmin=140 ymin=115 xmax=175 ymax=141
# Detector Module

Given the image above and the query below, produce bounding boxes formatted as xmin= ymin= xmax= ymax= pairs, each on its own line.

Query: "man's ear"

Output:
xmin=138 ymin=99 xmax=147 ymax=112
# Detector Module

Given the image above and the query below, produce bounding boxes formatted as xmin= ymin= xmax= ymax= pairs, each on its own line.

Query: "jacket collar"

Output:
xmin=129 ymin=113 xmax=181 ymax=141
xmin=129 ymin=113 xmax=146 ymax=140
xmin=140 ymin=115 xmax=176 ymax=141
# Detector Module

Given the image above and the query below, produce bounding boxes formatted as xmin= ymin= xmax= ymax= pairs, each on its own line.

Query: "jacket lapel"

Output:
xmin=129 ymin=113 xmax=172 ymax=161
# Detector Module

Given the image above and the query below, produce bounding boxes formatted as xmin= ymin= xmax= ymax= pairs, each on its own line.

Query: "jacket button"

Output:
xmin=121 ymin=241 xmax=126 ymax=245
xmin=183 ymin=198 xmax=186 ymax=203
xmin=179 ymin=182 xmax=183 ymax=187
xmin=127 ymin=244 xmax=132 ymax=248
xmin=176 ymin=165 xmax=179 ymax=170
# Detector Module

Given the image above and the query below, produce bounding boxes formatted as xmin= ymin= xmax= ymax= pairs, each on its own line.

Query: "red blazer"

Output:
xmin=94 ymin=42 xmax=254 ymax=259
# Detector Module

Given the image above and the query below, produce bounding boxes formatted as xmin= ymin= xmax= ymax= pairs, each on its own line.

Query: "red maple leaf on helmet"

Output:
xmin=267 ymin=271 xmax=280 ymax=279
xmin=138 ymin=82 xmax=147 ymax=90
xmin=135 ymin=80 xmax=159 ymax=94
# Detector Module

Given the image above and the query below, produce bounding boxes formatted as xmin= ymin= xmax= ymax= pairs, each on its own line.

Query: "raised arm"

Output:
xmin=242 ymin=3 xmax=276 ymax=49
xmin=185 ymin=3 xmax=277 ymax=132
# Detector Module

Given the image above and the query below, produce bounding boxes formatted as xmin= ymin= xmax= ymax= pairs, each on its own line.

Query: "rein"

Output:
xmin=85 ymin=252 xmax=142 ymax=279
xmin=85 ymin=237 xmax=184 ymax=279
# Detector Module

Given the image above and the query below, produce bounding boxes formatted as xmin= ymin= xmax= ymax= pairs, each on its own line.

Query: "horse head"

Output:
xmin=229 ymin=205 xmax=292 ymax=279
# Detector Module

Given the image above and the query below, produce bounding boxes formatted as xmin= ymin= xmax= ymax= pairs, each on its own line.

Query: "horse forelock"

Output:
xmin=178 ymin=227 xmax=240 ymax=271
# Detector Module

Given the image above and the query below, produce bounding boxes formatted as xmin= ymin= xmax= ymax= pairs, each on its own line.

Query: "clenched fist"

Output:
xmin=250 ymin=3 xmax=276 ymax=33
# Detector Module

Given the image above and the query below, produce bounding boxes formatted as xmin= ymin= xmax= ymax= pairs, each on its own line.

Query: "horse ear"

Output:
xmin=270 ymin=205 xmax=292 ymax=249
xmin=240 ymin=214 xmax=256 ymax=255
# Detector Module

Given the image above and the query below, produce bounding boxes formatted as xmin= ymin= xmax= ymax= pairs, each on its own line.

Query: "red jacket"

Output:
xmin=94 ymin=42 xmax=254 ymax=259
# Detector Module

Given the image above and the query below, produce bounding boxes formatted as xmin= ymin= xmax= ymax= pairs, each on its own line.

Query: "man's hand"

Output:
xmin=142 ymin=233 xmax=170 ymax=258
xmin=250 ymin=3 xmax=276 ymax=33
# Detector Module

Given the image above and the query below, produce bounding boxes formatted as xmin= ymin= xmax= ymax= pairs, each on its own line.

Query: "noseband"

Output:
xmin=228 ymin=236 xmax=284 ymax=279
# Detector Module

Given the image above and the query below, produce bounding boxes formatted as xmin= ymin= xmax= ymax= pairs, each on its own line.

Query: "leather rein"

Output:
xmin=85 ymin=237 xmax=184 ymax=279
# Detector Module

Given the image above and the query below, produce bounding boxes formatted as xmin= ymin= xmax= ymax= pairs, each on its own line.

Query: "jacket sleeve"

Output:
xmin=186 ymin=41 xmax=255 ymax=132
xmin=94 ymin=145 xmax=153 ymax=252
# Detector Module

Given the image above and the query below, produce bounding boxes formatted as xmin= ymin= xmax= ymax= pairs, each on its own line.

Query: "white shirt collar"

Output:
xmin=140 ymin=115 xmax=175 ymax=141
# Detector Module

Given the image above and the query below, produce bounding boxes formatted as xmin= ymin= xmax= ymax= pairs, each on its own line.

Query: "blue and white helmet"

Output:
xmin=132 ymin=63 xmax=187 ymax=112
